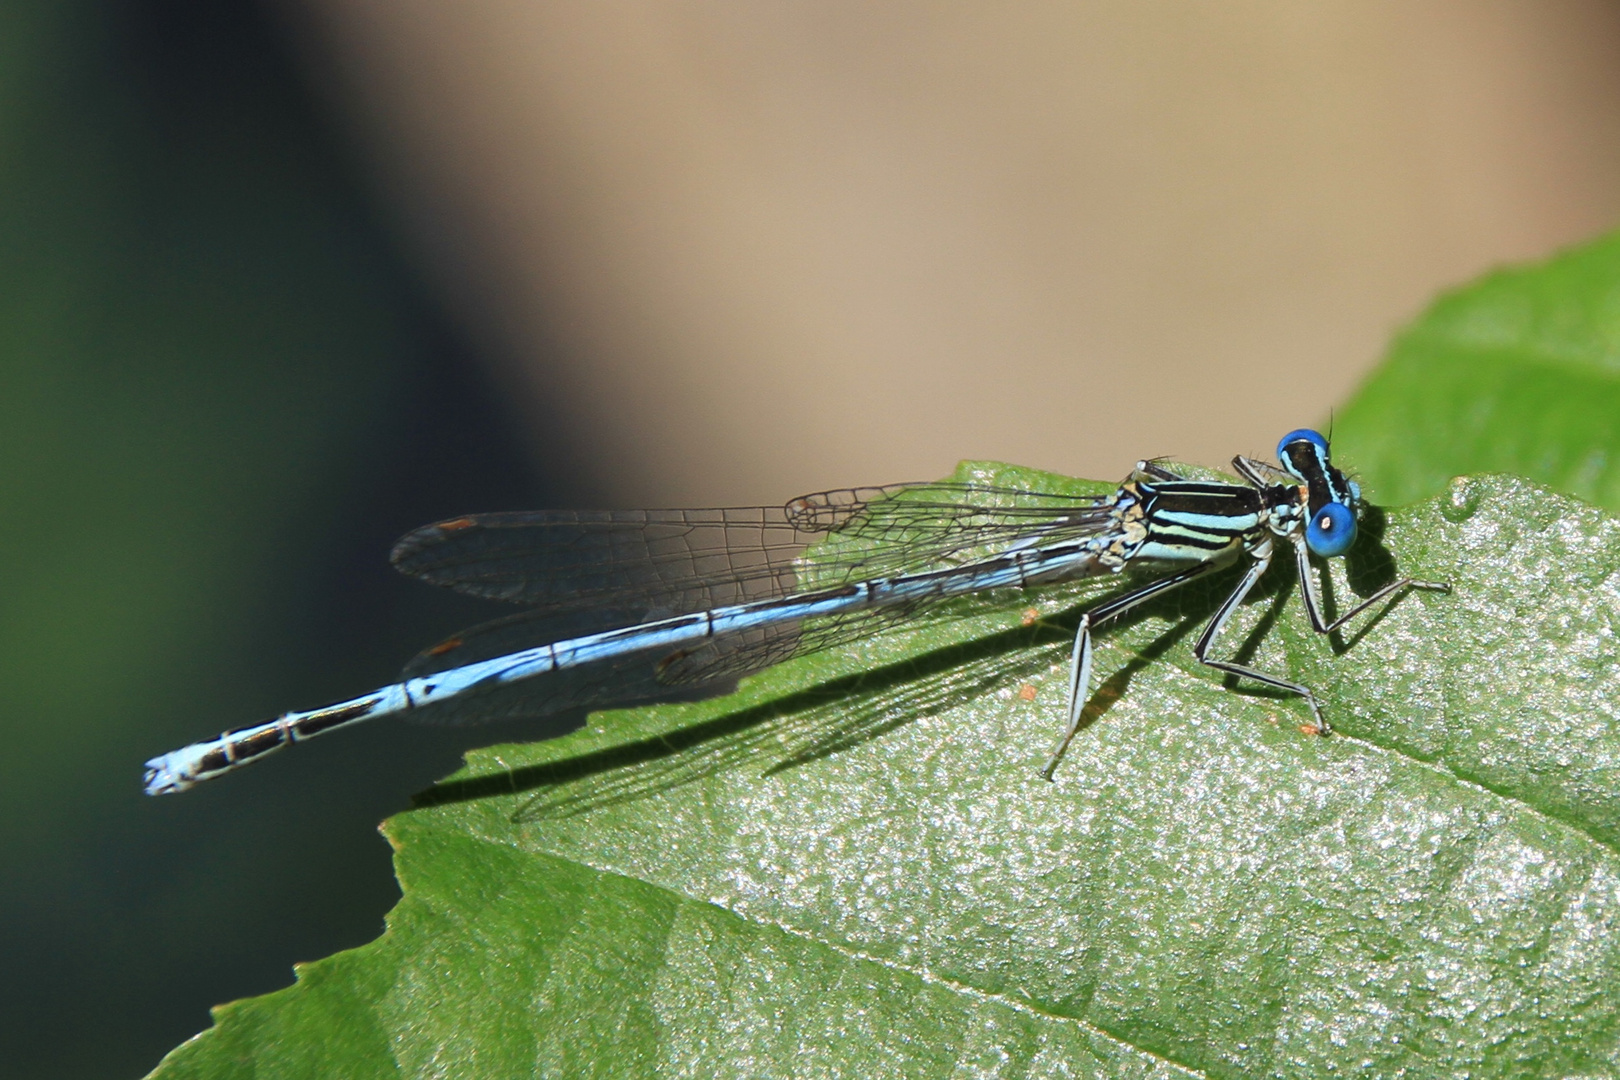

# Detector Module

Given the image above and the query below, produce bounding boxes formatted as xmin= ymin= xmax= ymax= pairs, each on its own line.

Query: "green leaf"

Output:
xmin=1335 ymin=231 xmax=1620 ymax=510
xmin=150 ymin=465 xmax=1620 ymax=1079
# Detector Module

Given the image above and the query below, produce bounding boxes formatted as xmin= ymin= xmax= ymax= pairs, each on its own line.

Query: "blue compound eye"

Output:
xmin=1276 ymin=428 xmax=1329 ymax=461
xmin=1306 ymin=501 xmax=1357 ymax=557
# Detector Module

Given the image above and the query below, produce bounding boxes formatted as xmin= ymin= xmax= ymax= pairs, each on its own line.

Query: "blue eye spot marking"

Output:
xmin=1276 ymin=428 xmax=1329 ymax=460
xmin=1307 ymin=501 xmax=1357 ymax=557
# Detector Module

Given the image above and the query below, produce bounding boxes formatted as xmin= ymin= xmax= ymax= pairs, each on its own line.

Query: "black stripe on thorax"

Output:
xmin=1141 ymin=482 xmax=1262 ymax=518
xmin=1133 ymin=481 xmax=1265 ymax=554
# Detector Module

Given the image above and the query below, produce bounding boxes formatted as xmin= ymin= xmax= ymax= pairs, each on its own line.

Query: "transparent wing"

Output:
xmin=394 ymin=480 xmax=1122 ymax=726
xmin=391 ymin=481 xmax=1116 ymax=619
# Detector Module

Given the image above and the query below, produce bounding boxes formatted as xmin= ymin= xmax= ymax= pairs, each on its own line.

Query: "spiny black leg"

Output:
xmin=1041 ymin=559 xmax=1226 ymax=779
xmin=1192 ymin=546 xmax=1331 ymax=733
xmin=1292 ymin=536 xmax=1449 ymax=635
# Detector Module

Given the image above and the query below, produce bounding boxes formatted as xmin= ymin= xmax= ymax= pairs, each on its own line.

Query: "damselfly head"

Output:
xmin=1276 ymin=428 xmax=1360 ymax=557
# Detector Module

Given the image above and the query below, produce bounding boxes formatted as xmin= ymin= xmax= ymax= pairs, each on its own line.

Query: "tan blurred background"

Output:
xmin=282 ymin=1 xmax=1620 ymax=504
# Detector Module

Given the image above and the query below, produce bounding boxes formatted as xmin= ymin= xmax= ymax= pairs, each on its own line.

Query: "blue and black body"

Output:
xmin=1035 ymin=428 xmax=1442 ymax=775
xmin=142 ymin=430 xmax=1447 ymax=794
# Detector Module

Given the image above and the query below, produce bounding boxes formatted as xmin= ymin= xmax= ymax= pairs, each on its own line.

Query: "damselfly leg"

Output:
xmin=1041 ymin=556 xmax=1230 ymax=779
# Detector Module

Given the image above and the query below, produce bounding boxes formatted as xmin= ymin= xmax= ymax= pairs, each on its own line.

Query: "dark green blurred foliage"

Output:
xmin=0 ymin=2 xmax=579 ymax=1077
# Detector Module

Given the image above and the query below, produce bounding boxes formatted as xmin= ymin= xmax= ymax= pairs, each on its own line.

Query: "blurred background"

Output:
xmin=3 ymin=2 xmax=1619 ymax=1076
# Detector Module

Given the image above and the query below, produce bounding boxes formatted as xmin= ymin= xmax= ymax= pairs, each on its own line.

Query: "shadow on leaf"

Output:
xmin=409 ymin=517 xmax=1429 ymax=819
xmin=411 ymin=568 xmax=1259 ymax=819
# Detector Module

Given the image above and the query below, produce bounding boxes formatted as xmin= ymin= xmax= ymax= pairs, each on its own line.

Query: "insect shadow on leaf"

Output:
xmin=413 ymin=563 xmax=1282 ymax=820
xmin=1327 ymin=503 xmax=1408 ymax=652
xmin=413 ymin=517 xmax=1431 ymax=821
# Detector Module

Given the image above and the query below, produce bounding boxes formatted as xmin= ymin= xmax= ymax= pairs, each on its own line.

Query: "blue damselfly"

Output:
xmin=142 ymin=430 xmax=1447 ymax=795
